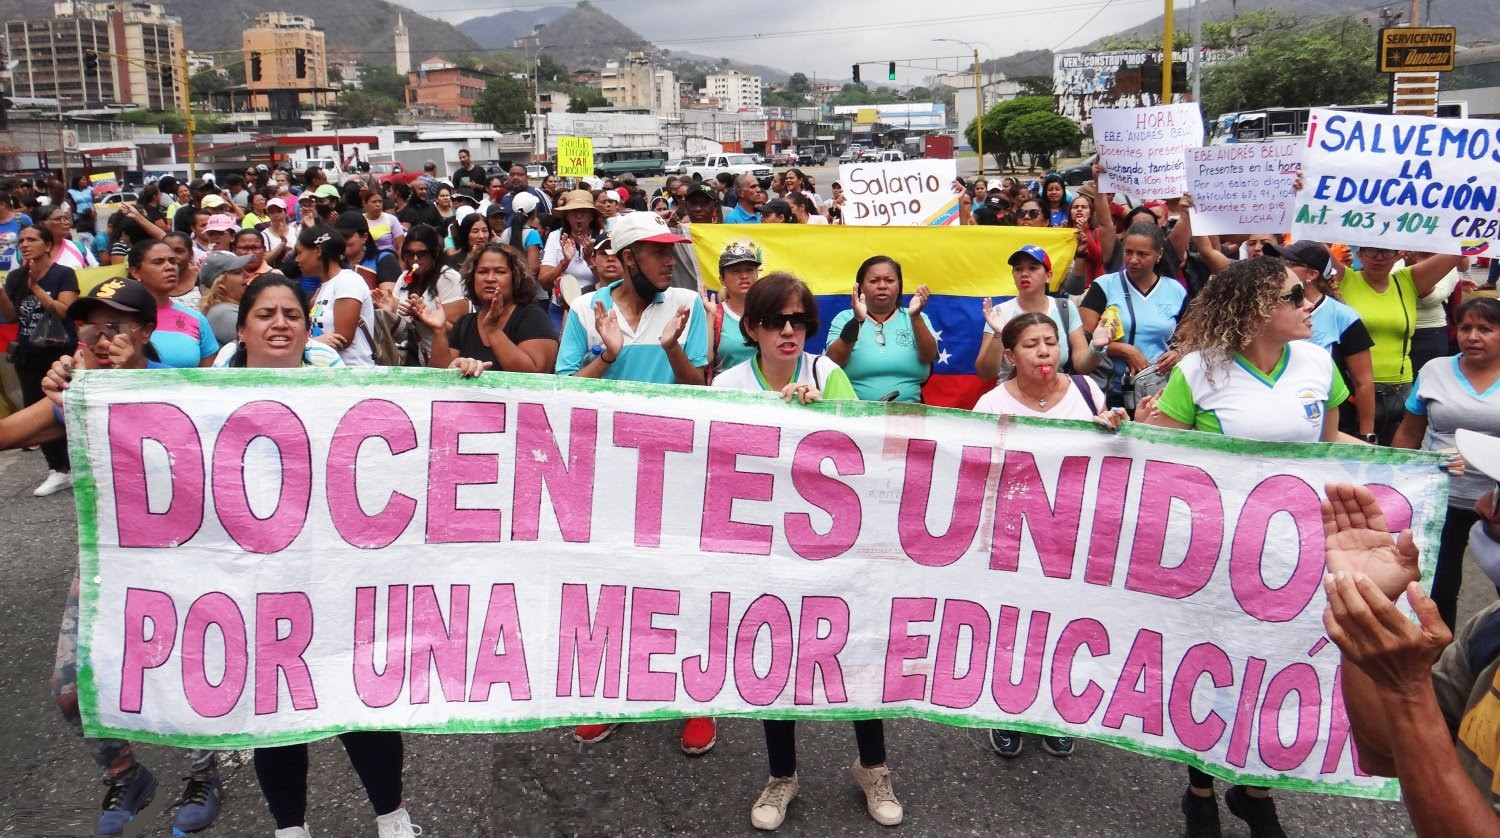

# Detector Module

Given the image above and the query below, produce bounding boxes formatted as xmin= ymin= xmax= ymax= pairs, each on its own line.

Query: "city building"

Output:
xmin=242 ymin=12 xmax=332 ymax=111
xmin=1445 ymin=44 xmax=1500 ymax=118
xmin=405 ymin=58 xmax=493 ymax=123
xmin=393 ymin=14 xmax=411 ymax=78
xmin=598 ymin=52 xmax=677 ymax=118
xmin=4 ymin=1 xmax=183 ymax=110
xmin=705 ymin=70 xmax=762 ymax=111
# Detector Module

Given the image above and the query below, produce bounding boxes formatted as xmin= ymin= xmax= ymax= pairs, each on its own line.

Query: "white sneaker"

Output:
xmin=750 ymin=774 xmax=799 ymax=830
xmin=375 ymin=807 xmax=422 ymax=837
xmin=851 ymin=759 xmax=903 ymax=826
xmin=33 ymin=470 xmax=72 ymax=497
xmin=274 ymin=827 xmax=311 ymax=838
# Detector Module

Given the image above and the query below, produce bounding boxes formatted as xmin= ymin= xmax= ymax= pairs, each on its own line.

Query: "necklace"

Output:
xmin=1015 ymin=376 xmax=1056 ymax=408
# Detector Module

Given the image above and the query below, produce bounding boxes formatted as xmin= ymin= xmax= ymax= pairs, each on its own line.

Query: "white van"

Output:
xmin=878 ymin=150 xmax=906 ymax=163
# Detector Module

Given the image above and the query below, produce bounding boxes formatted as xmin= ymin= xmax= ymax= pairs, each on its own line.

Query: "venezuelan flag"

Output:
xmin=691 ymin=224 xmax=1076 ymax=409
xmin=89 ymin=172 xmax=119 ymax=197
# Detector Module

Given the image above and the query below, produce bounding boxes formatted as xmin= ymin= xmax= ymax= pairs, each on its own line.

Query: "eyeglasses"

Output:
xmin=873 ymin=320 xmax=886 ymax=346
xmin=1019 ymin=209 xmax=1044 ymax=219
xmin=1280 ymin=283 xmax=1306 ymax=306
xmin=760 ymin=312 xmax=812 ymax=332
xmin=404 ymin=248 xmax=431 ymax=260
xmin=79 ymin=322 xmax=131 ymax=344
xmin=1360 ymin=247 xmax=1396 ymax=259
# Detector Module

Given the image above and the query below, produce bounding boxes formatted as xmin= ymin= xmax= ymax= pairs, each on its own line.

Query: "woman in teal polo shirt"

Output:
xmin=824 ymin=255 xmax=937 ymax=402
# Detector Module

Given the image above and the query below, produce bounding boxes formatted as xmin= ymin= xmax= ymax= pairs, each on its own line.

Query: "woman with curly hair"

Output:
xmin=415 ymin=242 xmax=557 ymax=374
xmin=1141 ymin=254 xmax=1350 ymax=838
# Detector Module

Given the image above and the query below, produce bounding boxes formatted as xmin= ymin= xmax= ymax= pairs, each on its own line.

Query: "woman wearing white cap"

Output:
xmin=976 ymin=244 xmax=1109 ymax=384
xmin=498 ymin=191 xmax=544 ymax=283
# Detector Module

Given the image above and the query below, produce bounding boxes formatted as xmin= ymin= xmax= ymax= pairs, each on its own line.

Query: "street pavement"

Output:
xmin=5 ymin=442 xmax=1489 ymax=838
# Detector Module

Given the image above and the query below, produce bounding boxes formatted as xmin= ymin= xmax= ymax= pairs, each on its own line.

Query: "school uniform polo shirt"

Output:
xmin=1156 ymin=342 xmax=1349 ymax=442
xmin=826 ymin=308 xmax=934 ymax=403
xmin=1081 ymin=271 xmax=1188 ymax=394
xmin=556 ymin=281 xmax=708 ymax=383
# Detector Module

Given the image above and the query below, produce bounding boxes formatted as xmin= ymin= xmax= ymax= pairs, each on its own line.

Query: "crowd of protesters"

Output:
xmin=2 ymin=146 xmax=1499 ymax=837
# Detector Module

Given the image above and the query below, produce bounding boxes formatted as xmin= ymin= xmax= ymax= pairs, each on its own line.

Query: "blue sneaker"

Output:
xmin=171 ymin=774 xmax=223 ymax=833
xmin=98 ymin=765 xmax=157 ymax=836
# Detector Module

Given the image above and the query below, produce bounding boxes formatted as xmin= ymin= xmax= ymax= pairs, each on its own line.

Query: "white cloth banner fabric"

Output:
xmin=68 ymin=369 xmax=1447 ymax=800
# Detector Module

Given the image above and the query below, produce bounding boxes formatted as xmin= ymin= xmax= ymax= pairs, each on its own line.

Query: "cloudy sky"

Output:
xmin=396 ymin=0 xmax=1181 ymax=80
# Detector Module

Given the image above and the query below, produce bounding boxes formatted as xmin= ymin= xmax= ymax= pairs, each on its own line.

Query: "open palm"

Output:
xmin=1322 ymin=483 xmax=1420 ymax=600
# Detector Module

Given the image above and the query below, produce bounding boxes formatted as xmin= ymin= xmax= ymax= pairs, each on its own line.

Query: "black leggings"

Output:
xmin=1431 ymin=505 xmax=1482 ymax=631
xmin=763 ymin=719 xmax=886 ymax=779
xmin=253 ymin=732 xmax=404 ymax=829
xmin=16 ymin=350 xmax=69 ymax=472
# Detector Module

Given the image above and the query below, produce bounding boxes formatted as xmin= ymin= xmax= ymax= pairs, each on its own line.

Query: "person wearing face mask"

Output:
xmin=1140 ymin=256 xmax=1351 ymax=838
xmin=824 ymin=255 xmax=937 ymax=403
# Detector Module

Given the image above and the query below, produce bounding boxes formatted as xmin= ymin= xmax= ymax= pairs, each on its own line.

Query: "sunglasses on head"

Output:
xmin=1280 ymin=283 xmax=1306 ymax=306
xmin=760 ymin=312 xmax=812 ymax=331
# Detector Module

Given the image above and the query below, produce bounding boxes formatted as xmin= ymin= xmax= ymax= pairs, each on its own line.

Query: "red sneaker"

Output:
xmin=680 ymin=717 xmax=716 ymax=756
xmin=573 ymin=723 xmax=619 ymax=744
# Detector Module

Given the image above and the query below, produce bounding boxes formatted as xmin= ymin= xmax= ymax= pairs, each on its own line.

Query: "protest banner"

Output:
xmin=1094 ymin=104 xmax=1205 ymax=199
xmin=1184 ymin=141 xmax=1302 ymax=235
xmin=555 ymin=136 xmax=594 ymax=178
xmin=76 ymin=263 xmax=126 ymax=295
xmin=1292 ymin=108 xmax=1500 ymax=256
xmin=690 ymin=224 xmax=1075 ymax=408
xmin=837 ymin=158 xmax=960 ymax=226
xmin=69 ymin=369 xmax=1444 ymax=800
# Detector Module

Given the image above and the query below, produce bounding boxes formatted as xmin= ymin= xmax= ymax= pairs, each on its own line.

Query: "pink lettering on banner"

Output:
xmin=682 ymin=591 xmax=731 ymax=702
xmin=327 ymin=400 xmax=417 ymax=549
xmin=991 ymin=452 xmax=1089 ymax=577
xmin=784 ymin=431 xmax=864 ymax=560
xmin=1257 ymin=662 xmax=1321 ymax=772
xmin=1050 ymin=617 xmax=1109 ymax=724
xmin=991 ymin=605 xmax=1051 ymax=714
xmin=1083 ymin=456 xmax=1133 ymax=585
xmin=353 ymin=585 xmax=408 ymax=708
xmin=733 ymin=594 xmax=793 ymax=706
xmin=556 ymin=584 xmax=625 ymax=698
xmin=212 ymin=402 xmax=311 ymax=554
xmin=1230 ymin=475 xmax=1323 ymax=622
xmin=1168 ymin=642 xmax=1234 ymax=752
xmin=701 ymin=421 xmax=780 ymax=555
xmin=1364 ymin=484 xmax=1414 ymax=533
xmin=930 ymin=599 xmax=990 ymax=710
xmin=882 ymin=597 xmax=936 ymax=702
xmin=427 ymin=402 xmax=507 ymax=544
xmin=626 ymin=588 xmax=680 ymax=702
xmin=1125 ymin=461 xmax=1225 ymax=599
xmin=510 ymin=404 xmax=597 ymax=543
xmin=254 ymin=592 xmax=316 ymax=714
xmin=1320 ymin=666 xmax=1367 ymax=776
xmin=469 ymin=584 xmax=531 ymax=702
xmin=409 ymin=585 xmax=470 ymax=705
xmin=1225 ymin=656 xmax=1268 ymax=767
xmin=110 ymin=404 xmax=204 ymax=548
xmin=794 ymin=596 xmax=850 ymax=705
xmin=611 ymin=413 xmax=695 ymax=548
xmin=1101 ymin=629 xmax=1164 ymax=736
xmin=897 ymin=440 xmax=991 ymax=567
xmin=120 ymin=588 xmax=176 ymax=713
xmin=180 ymin=593 xmax=247 ymax=718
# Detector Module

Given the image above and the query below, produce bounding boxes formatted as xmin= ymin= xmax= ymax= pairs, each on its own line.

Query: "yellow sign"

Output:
xmin=1378 ymin=26 xmax=1456 ymax=73
xmin=76 ymin=263 xmax=127 ymax=294
xmin=555 ymin=136 xmax=594 ymax=178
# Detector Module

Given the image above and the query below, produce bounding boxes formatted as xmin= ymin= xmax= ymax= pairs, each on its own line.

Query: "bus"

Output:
xmin=1208 ymin=102 xmax=1469 ymax=145
xmin=592 ymin=147 xmax=668 ymax=177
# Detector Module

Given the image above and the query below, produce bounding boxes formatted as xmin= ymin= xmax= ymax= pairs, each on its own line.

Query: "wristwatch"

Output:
xmin=1362 ymin=433 xmax=1378 ymax=444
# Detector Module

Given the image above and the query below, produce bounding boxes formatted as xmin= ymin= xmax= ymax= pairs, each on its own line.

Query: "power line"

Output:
xmin=1051 ymin=0 xmax=1121 ymax=51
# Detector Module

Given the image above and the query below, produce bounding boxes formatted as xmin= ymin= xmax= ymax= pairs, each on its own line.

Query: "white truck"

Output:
xmin=687 ymin=153 xmax=771 ymax=185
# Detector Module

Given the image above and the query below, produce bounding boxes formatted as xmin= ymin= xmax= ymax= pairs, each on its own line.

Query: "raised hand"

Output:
xmin=409 ymin=295 xmax=446 ymax=331
xmin=906 ymin=284 xmax=931 ymax=315
xmin=482 ymin=289 xmax=514 ymax=330
xmin=592 ymin=300 xmax=624 ymax=357
xmin=371 ymin=285 xmax=397 ymax=313
xmin=1322 ymin=573 xmax=1451 ymax=695
xmin=659 ymin=304 xmax=690 ymax=347
xmin=850 ymin=285 xmax=869 ymax=321
xmin=43 ymin=349 xmax=84 ymax=406
xmin=982 ymin=297 xmax=1006 ymax=333
xmin=1321 ymin=482 xmax=1421 ymax=599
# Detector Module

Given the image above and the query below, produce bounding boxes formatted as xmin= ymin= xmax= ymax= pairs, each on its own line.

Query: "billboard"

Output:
xmin=1053 ymin=48 xmax=1242 ymax=123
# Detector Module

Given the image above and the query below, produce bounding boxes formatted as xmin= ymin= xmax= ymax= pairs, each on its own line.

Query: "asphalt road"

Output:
xmin=4 ymin=445 xmax=1493 ymax=838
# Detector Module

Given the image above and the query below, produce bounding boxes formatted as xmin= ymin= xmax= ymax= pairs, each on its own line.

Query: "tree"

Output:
xmin=474 ymin=75 xmax=532 ymax=129
xmin=565 ymin=87 xmax=608 ymax=113
xmin=829 ymin=83 xmax=903 ymax=106
xmin=537 ymin=55 xmax=567 ymax=84
xmin=1005 ymin=111 xmax=1082 ymax=169
xmin=188 ymin=68 xmax=229 ymax=110
xmin=785 ymin=72 xmax=810 ymax=94
xmin=1014 ymin=75 xmax=1053 ymax=97
xmin=963 ymin=96 xmax=1052 ymax=171
xmin=764 ymin=88 xmax=811 ymax=108
xmin=1202 ymin=15 xmax=1385 ymax=116
xmin=905 ymin=86 xmax=933 ymax=102
xmin=360 ymin=64 xmax=409 ymax=103
xmin=332 ymin=90 xmax=400 ymax=128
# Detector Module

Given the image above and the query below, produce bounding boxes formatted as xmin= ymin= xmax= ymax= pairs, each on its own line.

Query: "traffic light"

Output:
xmin=887 ymin=62 xmax=896 ymax=81
xmin=250 ymin=51 xmax=263 ymax=82
xmin=852 ymin=64 xmax=860 ymax=83
xmin=84 ymin=51 xmax=99 ymax=75
xmin=295 ymin=48 xmax=307 ymax=79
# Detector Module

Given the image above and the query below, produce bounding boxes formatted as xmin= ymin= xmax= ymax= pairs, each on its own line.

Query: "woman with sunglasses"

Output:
xmin=1015 ymin=196 xmax=1049 ymax=229
xmin=825 ymin=255 xmax=936 ymax=402
xmin=1141 ymin=256 xmax=1349 ymax=838
xmin=373 ymin=223 xmax=468 ymax=365
xmin=713 ymin=274 xmax=901 ymax=831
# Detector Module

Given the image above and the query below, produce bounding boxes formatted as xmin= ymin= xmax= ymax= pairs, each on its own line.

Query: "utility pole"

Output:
xmin=179 ymin=48 xmax=196 ymax=178
xmin=1163 ymin=0 xmax=1175 ymax=101
xmin=1191 ymin=0 xmax=1202 ymax=104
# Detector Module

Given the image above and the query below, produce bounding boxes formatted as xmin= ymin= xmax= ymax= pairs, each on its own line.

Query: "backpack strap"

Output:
xmin=1070 ymin=374 xmax=1099 ymax=415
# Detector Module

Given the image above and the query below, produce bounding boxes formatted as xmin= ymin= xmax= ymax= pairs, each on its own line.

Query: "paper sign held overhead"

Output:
xmin=555 ymin=136 xmax=594 ymax=178
xmin=1093 ymin=104 xmax=1205 ymax=200
xmin=837 ymin=158 xmax=960 ymax=226
xmin=1184 ymin=141 xmax=1303 ymax=236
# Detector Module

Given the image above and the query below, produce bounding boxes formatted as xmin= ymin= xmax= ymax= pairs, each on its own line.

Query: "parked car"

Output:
xmin=771 ymin=151 xmax=798 ymax=167
xmin=525 ymin=163 xmax=548 ymax=180
xmin=838 ymin=146 xmax=860 ymax=164
xmin=1051 ymin=153 xmax=1099 ymax=186
xmin=664 ymin=159 xmax=688 ymax=175
xmin=858 ymin=149 xmax=881 ymax=162
xmin=686 ymin=153 xmax=772 ymax=185
xmin=796 ymin=145 xmax=829 ymax=166
xmin=97 ymin=191 xmax=139 ymax=206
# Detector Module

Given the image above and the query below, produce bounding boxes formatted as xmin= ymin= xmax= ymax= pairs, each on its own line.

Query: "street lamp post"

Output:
xmin=935 ymin=38 xmax=986 ymax=177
